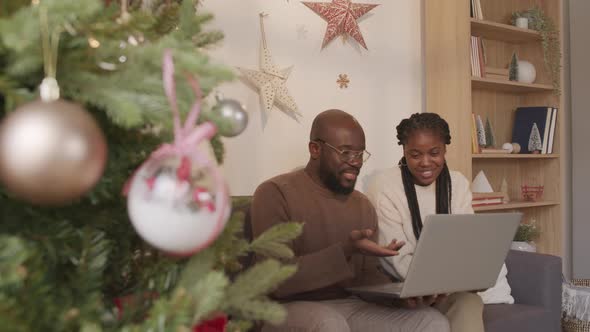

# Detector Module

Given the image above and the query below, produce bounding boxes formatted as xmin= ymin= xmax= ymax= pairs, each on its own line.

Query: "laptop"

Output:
xmin=347 ymin=213 xmax=521 ymax=299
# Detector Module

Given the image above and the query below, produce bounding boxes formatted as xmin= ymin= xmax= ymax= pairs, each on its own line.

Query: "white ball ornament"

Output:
xmin=127 ymin=153 xmax=230 ymax=256
xmin=517 ymin=60 xmax=536 ymax=84
xmin=502 ymin=142 xmax=514 ymax=153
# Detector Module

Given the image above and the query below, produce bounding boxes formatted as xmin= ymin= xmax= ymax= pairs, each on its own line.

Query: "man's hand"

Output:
xmin=401 ymin=294 xmax=447 ymax=309
xmin=349 ymin=229 xmax=405 ymax=257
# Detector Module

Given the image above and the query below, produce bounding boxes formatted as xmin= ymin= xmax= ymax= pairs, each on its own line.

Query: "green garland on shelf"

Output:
xmin=511 ymin=6 xmax=561 ymax=94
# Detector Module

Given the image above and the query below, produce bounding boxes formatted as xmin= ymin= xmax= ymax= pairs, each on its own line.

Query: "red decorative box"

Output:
xmin=521 ymin=185 xmax=544 ymax=202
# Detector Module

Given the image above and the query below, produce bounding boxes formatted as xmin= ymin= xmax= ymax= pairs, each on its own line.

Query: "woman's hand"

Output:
xmin=402 ymin=294 xmax=448 ymax=308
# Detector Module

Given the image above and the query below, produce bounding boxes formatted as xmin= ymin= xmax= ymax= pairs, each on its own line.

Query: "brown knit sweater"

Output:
xmin=250 ymin=169 xmax=389 ymax=302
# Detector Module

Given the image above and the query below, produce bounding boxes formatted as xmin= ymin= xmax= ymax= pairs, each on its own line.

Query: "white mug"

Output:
xmin=516 ymin=17 xmax=529 ymax=29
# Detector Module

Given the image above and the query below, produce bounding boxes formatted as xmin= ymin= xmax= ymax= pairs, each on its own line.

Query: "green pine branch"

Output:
xmin=223 ymin=260 xmax=296 ymax=309
xmin=250 ymin=223 xmax=302 ymax=260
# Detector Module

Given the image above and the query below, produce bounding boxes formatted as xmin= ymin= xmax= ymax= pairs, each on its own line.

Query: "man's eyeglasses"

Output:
xmin=314 ymin=139 xmax=371 ymax=163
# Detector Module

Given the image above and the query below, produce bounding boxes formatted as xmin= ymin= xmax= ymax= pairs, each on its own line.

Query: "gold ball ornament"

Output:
xmin=511 ymin=142 xmax=521 ymax=154
xmin=0 ymin=100 xmax=107 ymax=205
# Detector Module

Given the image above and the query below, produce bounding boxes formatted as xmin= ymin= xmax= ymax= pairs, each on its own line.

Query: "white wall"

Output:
xmin=202 ymin=0 xmax=423 ymax=195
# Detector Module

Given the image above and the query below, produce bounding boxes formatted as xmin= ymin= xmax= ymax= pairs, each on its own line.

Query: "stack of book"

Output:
xmin=485 ymin=67 xmax=509 ymax=81
xmin=470 ymin=36 xmax=486 ymax=78
xmin=470 ymin=0 xmax=484 ymax=19
xmin=472 ymin=192 xmax=506 ymax=208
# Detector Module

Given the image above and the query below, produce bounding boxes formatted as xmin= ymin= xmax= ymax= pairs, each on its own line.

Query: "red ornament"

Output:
xmin=192 ymin=314 xmax=228 ymax=332
xmin=302 ymin=0 xmax=379 ymax=50
xmin=193 ymin=187 xmax=215 ymax=212
xmin=176 ymin=156 xmax=192 ymax=182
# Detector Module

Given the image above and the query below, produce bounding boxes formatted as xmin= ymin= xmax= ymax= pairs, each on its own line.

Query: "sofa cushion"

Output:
xmin=484 ymin=303 xmax=552 ymax=332
xmin=477 ymin=263 xmax=514 ymax=304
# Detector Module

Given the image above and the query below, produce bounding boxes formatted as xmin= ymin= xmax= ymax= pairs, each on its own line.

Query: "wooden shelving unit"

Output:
xmin=425 ymin=0 xmax=564 ymax=257
xmin=471 ymin=77 xmax=553 ymax=93
xmin=474 ymin=201 xmax=559 ymax=212
xmin=470 ymin=18 xmax=541 ymax=42
xmin=473 ymin=154 xmax=559 ymax=159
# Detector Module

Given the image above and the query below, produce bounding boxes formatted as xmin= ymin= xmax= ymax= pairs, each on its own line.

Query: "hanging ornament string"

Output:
xmin=258 ymin=12 xmax=283 ymax=80
xmin=155 ymin=50 xmax=224 ymax=171
xmin=259 ymin=12 xmax=268 ymax=50
xmin=38 ymin=4 xmax=63 ymax=101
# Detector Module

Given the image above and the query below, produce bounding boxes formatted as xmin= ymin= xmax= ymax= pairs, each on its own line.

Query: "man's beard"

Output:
xmin=319 ymin=164 xmax=356 ymax=195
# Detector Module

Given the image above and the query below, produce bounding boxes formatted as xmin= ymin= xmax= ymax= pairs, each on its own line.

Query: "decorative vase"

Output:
xmin=516 ymin=17 xmax=529 ymax=29
xmin=517 ymin=60 xmax=536 ymax=84
xmin=511 ymin=241 xmax=537 ymax=252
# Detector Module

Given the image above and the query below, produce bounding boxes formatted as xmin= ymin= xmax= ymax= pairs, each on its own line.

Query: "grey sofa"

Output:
xmin=239 ymin=197 xmax=564 ymax=331
xmin=484 ymin=250 xmax=562 ymax=332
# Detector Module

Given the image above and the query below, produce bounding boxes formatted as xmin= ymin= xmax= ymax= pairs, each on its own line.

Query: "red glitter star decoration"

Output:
xmin=302 ymin=0 xmax=379 ymax=50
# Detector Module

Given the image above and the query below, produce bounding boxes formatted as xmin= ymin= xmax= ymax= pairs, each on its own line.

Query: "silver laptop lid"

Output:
xmin=400 ymin=213 xmax=521 ymax=298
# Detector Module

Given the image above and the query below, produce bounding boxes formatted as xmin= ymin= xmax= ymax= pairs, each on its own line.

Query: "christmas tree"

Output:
xmin=0 ymin=1 xmax=300 ymax=331
xmin=528 ymin=122 xmax=542 ymax=153
xmin=476 ymin=114 xmax=486 ymax=147
xmin=484 ymin=117 xmax=496 ymax=148
xmin=509 ymin=52 xmax=519 ymax=81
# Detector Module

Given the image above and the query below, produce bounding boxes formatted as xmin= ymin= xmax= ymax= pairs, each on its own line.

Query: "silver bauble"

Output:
xmin=212 ymin=98 xmax=248 ymax=137
xmin=0 ymin=99 xmax=108 ymax=205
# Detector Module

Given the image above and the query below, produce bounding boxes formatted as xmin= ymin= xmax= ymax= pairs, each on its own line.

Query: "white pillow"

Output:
xmin=477 ymin=263 xmax=514 ymax=304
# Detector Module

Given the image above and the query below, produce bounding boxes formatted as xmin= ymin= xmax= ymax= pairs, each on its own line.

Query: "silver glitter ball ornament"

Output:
xmin=211 ymin=96 xmax=248 ymax=137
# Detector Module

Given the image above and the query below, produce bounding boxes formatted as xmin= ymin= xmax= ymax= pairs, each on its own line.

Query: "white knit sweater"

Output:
xmin=366 ymin=166 xmax=473 ymax=280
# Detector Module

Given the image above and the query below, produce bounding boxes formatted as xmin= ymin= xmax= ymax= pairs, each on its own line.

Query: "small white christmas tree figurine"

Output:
xmin=476 ymin=114 xmax=486 ymax=147
xmin=485 ymin=117 xmax=496 ymax=148
xmin=528 ymin=122 xmax=543 ymax=153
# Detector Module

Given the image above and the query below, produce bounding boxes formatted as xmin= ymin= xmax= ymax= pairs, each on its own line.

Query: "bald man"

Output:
xmin=251 ymin=110 xmax=450 ymax=332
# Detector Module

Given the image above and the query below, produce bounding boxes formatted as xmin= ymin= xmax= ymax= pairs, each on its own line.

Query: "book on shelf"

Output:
xmin=470 ymin=0 xmax=484 ymax=19
xmin=479 ymin=148 xmax=509 ymax=154
xmin=547 ymin=108 xmax=558 ymax=153
xmin=470 ymin=36 xmax=486 ymax=78
xmin=472 ymin=192 xmax=506 ymax=207
xmin=485 ymin=67 xmax=508 ymax=81
xmin=471 ymin=113 xmax=479 ymax=153
xmin=473 ymin=192 xmax=505 ymax=199
xmin=486 ymin=67 xmax=509 ymax=76
xmin=511 ymin=106 xmax=558 ymax=154
xmin=472 ymin=198 xmax=504 ymax=207
xmin=470 ymin=36 xmax=478 ymax=77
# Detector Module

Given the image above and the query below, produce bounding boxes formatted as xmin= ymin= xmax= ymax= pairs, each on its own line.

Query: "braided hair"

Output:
xmin=396 ymin=113 xmax=452 ymax=240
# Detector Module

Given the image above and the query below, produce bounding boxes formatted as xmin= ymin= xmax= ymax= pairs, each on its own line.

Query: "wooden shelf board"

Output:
xmin=471 ymin=77 xmax=554 ymax=92
xmin=473 ymin=154 xmax=560 ymax=159
xmin=470 ymin=19 xmax=541 ymax=42
xmin=474 ymin=201 xmax=559 ymax=212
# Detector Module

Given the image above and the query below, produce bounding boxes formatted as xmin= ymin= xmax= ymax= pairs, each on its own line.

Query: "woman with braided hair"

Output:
xmin=366 ymin=113 xmax=485 ymax=332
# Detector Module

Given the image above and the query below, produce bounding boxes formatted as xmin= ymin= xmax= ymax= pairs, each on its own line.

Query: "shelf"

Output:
xmin=470 ymin=19 xmax=541 ymax=42
xmin=474 ymin=201 xmax=559 ymax=212
xmin=471 ymin=77 xmax=554 ymax=93
xmin=473 ymin=154 xmax=559 ymax=159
